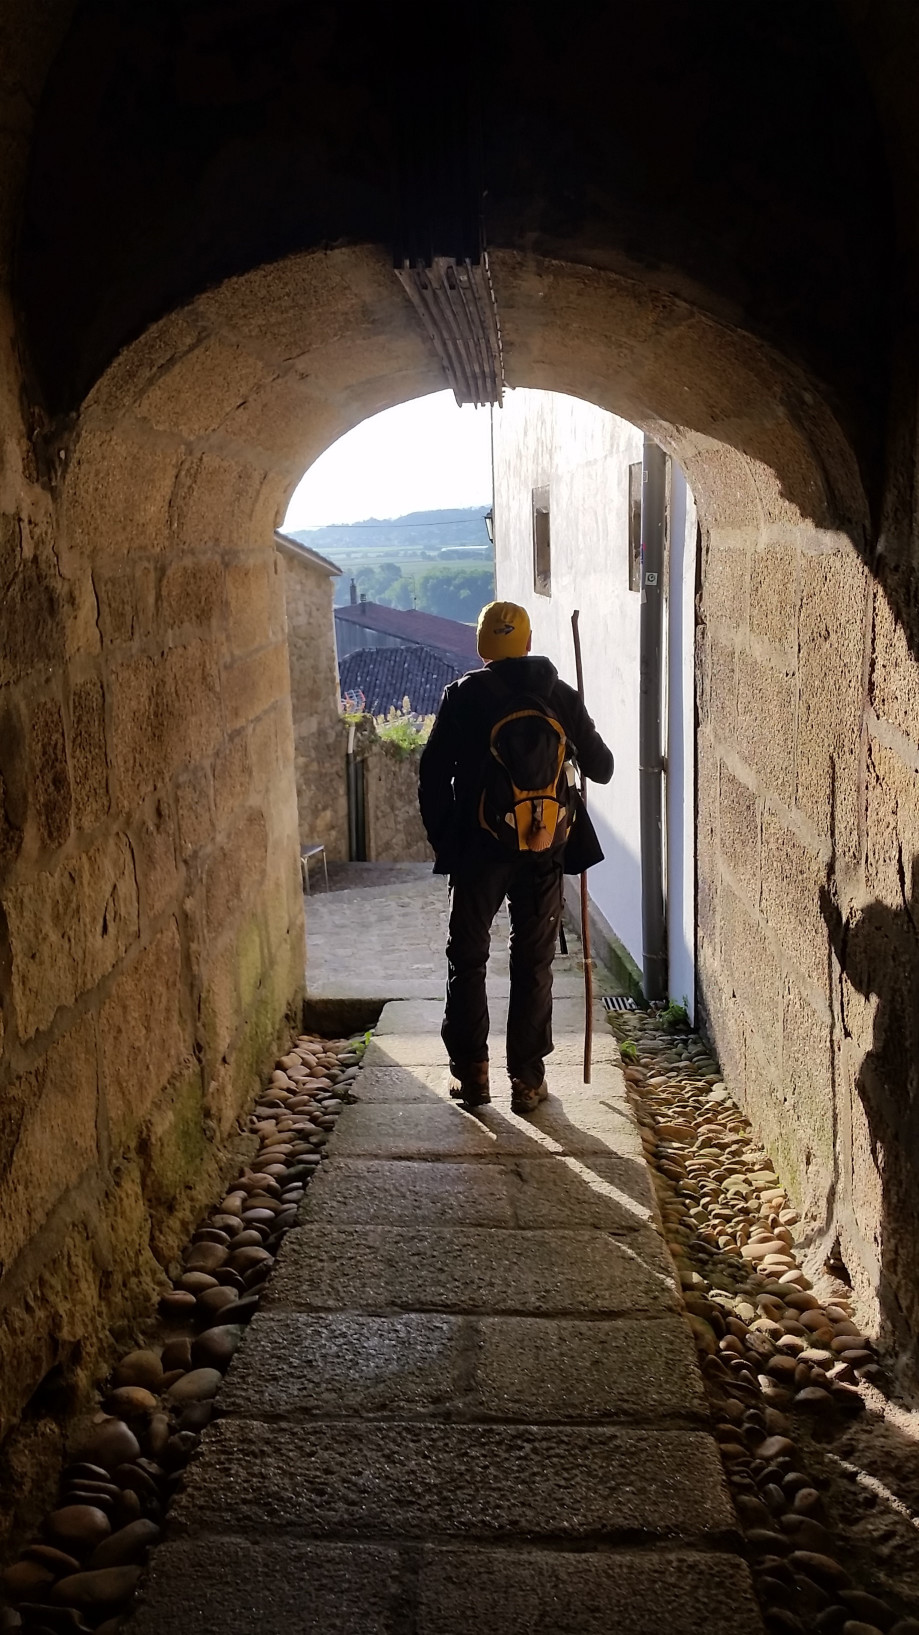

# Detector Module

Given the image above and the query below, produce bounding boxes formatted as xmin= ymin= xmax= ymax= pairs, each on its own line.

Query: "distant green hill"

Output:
xmin=289 ymin=507 xmax=495 ymax=621
xmin=290 ymin=506 xmax=491 ymax=556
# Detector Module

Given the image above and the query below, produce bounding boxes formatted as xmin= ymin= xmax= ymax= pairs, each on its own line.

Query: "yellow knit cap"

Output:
xmin=476 ymin=600 xmax=531 ymax=660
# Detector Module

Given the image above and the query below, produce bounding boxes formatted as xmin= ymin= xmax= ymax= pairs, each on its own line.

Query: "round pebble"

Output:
xmin=22 ymin=1545 xmax=82 ymax=1575
xmin=794 ymin=1386 xmax=834 ymax=1413
xmin=166 ymin=1367 xmax=223 ymax=1405
xmin=76 ymin=1421 xmax=141 ymax=1472
xmin=191 ymin=1325 xmax=243 ymax=1371
xmin=184 ymin=1241 xmax=227 ymax=1273
xmin=114 ymin=1463 xmax=158 ymax=1502
xmin=228 ymin=1245 xmax=273 ymax=1275
xmin=788 ymin=1551 xmax=851 ymax=1590
xmin=161 ymin=1338 xmax=193 ymax=1371
xmin=179 ymin=1271 xmax=219 ymax=1295
xmin=160 ymin=1290 xmax=197 ymax=1317
xmin=147 ymin=1411 xmax=170 ymax=1459
xmin=840 ymin=1591 xmax=895 ymax=1627
xmin=782 ymin=1514 xmax=833 ymax=1553
xmin=115 ymin=1488 xmax=142 ymax=1525
xmin=63 ymin=1463 xmax=111 ymax=1485
xmin=217 ymin=1293 xmax=260 ymax=1326
xmin=65 ymin=1486 xmax=116 ymax=1512
xmin=196 ymin=1285 xmax=239 ymax=1318
xmin=46 ymin=1506 xmax=112 ymax=1550
xmin=89 ymin=1519 xmax=160 ymax=1570
xmin=213 ymin=1266 xmax=245 ymax=1290
xmin=104 ymin=1386 xmax=158 ymax=1420
xmin=51 ymin=1565 xmax=142 ymax=1610
xmin=2 ymin=1559 xmax=57 ymax=1602
xmin=111 ymin=1350 xmax=163 ymax=1392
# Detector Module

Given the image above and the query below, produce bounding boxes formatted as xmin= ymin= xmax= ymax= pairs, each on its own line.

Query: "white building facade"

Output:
xmin=492 ymin=389 xmax=697 ymax=1016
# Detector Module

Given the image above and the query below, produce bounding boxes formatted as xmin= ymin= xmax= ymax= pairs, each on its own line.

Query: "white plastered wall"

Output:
xmin=492 ymin=388 xmax=696 ymax=1012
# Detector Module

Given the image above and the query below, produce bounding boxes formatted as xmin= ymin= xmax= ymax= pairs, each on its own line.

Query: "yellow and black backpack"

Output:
xmin=477 ymin=675 xmax=576 ymax=854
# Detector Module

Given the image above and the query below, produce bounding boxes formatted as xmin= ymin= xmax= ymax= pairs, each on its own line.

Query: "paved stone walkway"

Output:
xmin=131 ymin=870 xmax=764 ymax=1634
xmin=303 ymin=861 xmax=612 ymax=1007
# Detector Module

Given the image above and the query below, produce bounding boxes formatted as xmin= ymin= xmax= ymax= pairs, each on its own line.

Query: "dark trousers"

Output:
xmin=442 ymin=851 xmax=564 ymax=1088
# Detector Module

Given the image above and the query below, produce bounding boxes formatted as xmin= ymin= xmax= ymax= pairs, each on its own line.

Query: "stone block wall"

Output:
xmin=361 ymin=740 xmax=433 ymax=864
xmin=695 ymin=517 xmax=919 ymax=1368
xmin=279 ymin=539 xmax=349 ymax=859
xmin=0 ymin=330 xmax=306 ymax=1506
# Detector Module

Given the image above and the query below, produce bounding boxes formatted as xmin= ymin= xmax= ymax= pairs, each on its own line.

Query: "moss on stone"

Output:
xmin=236 ymin=913 xmax=264 ymax=1014
xmin=140 ymin=1064 xmax=207 ymax=1213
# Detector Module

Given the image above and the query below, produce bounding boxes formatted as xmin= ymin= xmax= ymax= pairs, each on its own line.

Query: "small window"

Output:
xmin=628 ymin=461 xmax=642 ymax=592
xmin=532 ymin=485 xmax=551 ymax=596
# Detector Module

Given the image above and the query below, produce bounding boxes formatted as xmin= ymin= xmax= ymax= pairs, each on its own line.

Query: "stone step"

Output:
xmin=263 ymin=1224 xmax=677 ymax=1315
xmin=324 ymin=1093 xmax=643 ymax=1165
xmin=131 ymin=1539 xmax=764 ymax=1635
xmin=301 ymin=1155 xmax=657 ymax=1232
xmin=168 ymin=1418 xmax=737 ymax=1542
xmin=220 ymin=1309 xmax=707 ymax=1424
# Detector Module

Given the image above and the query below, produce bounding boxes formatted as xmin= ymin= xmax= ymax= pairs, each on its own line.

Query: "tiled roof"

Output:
xmin=334 ymin=601 xmax=480 ymax=666
xmin=339 ymin=644 xmax=468 ymax=717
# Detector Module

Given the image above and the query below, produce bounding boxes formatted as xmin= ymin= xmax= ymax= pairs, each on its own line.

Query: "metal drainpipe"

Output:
xmin=639 ymin=437 xmax=668 ymax=1002
xmin=346 ymin=722 xmax=357 ymax=862
xmin=346 ymin=721 xmax=367 ymax=862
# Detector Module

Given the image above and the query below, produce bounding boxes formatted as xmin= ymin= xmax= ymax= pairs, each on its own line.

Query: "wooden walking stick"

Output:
xmin=571 ymin=610 xmax=593 ymax=1084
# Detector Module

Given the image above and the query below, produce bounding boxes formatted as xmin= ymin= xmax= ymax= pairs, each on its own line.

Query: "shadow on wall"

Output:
xmin=821 ymin=853 xmax=919 ymax=1381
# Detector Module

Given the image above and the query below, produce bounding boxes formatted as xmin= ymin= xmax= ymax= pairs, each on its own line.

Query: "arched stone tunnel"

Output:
xmin=3 ymin=0 xmax=919 ymax=1527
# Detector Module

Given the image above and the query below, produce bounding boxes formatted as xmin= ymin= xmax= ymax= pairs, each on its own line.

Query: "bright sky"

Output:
xmin=283 ymin=390 xmax=493 ymax=529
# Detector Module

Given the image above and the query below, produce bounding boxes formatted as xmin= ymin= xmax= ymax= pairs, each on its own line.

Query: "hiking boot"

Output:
xmin=510 ymin=1078 xmax=549 ymax=1115
xmin=448 ymin=1060 xmax=491 ymax=1108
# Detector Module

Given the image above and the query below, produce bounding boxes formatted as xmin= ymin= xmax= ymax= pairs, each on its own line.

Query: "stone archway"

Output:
xmin=41 ymin=236 xmax=872 ymax=1376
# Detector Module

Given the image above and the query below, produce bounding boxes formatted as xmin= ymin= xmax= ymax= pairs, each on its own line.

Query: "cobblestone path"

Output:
xmin=130 ymin=870 xmax=764 ymax=1634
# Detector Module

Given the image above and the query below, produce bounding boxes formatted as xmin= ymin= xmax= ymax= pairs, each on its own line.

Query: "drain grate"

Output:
xmin=602 ymin=994 xmax=640 ymax=1012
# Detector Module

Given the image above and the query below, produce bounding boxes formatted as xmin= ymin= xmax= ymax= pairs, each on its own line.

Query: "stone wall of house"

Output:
xmin=362 ymin=740 xmax=433 ymax=865
xmin=280 ymin=542 xmax=349 ymax=860
xmin=694 ymin=516 xmax=919 ymax=1369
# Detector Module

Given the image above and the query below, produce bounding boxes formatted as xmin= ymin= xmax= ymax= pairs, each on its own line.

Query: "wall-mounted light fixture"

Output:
xmin=484 ymin=507 xmax=494 ymax=544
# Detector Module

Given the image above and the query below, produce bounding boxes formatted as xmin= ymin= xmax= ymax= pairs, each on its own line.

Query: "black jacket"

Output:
xmin=418 ymin=655 xmax=614 ymax=875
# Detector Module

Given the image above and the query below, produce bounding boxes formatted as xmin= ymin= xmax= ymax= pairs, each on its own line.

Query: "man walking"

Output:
xmin=418 ymin=600 xmax=614 ymax=1114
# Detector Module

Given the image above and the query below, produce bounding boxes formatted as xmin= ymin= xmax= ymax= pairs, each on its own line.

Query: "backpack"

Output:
xmin=477 ymin=675 xmax=576 ymax=854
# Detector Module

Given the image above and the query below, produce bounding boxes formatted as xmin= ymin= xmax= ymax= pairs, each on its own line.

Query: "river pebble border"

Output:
xmin=608 ymin=1007 xmax=919 ymax=1635
xmin=0 ymin=1032 xmax=365 ymax=1634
